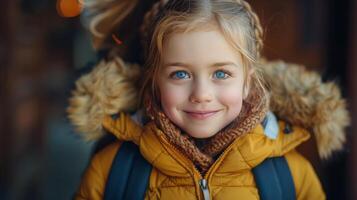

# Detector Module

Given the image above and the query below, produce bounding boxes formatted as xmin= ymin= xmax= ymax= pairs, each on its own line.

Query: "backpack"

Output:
xmin=103 ymin=113 xmax=296 ymax=200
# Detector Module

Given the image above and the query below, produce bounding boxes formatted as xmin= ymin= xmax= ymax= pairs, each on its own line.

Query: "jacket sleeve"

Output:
xmin=285 ymin=150 xmax=326 ymax=200
xmin=74 ymin=142 xmax=121 ymax=200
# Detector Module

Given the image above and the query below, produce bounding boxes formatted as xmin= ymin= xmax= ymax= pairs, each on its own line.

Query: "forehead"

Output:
xmin=162 ymin=30 xmax=242 ymax=66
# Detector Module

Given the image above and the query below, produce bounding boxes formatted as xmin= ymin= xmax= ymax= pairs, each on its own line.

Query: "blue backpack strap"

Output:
xmin=252 ymin=156 xmax=296 ymax=200
xmin=255 ymin=112 xmax=296 ymax=200
xmin=104 ymin=141 xmax=152 ymax=200
xmin=123 ymin=145 xmax=153 ymax=199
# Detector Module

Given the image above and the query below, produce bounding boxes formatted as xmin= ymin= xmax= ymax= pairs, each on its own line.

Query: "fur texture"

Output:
xmin=67 ymin=57 xmax=141 ymax=140
xmin=261 ymin=60 xmax=350 ymax=158
xmin=67 ymin=58 xmax=350 ymax=159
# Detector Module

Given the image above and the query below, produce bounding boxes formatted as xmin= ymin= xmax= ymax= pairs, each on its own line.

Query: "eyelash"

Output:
xmin=169 ymin=70 xmax=190 ymax=79
xmin=169 ymin=69 xmax=232 ymax=80
xmin=213 ymin=69 xmax=232 ymax=79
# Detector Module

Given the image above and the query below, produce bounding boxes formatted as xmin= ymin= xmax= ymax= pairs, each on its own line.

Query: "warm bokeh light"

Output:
xmin=56 ymin=0 xmax=82 ymax=18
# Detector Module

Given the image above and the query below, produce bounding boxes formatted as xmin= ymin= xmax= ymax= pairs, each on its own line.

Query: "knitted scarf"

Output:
xmin=146 ymin=88 xmax=269 ymax=173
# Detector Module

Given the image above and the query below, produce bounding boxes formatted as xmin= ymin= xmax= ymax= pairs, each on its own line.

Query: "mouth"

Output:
xmin=184 ymin=110 xmax=221 ymax=120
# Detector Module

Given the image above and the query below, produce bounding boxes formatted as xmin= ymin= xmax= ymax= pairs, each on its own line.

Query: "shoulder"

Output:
xmin=75 ymin=141 xmax=122 ymax=199
xmin=284 ymin=150 xmax=326 ymax=199
xmin=93 ymin=141 xmax=122 ymax=170
xmin=285 ymin=150 xmax=312 ymax=177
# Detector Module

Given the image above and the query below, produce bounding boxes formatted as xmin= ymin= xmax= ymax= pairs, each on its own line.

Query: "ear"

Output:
xmin=243 ymin=68 xmax=254 ymax=99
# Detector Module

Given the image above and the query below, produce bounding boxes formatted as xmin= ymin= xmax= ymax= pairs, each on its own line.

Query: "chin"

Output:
xmin=186 ymin=129 xmax=218 ymax=139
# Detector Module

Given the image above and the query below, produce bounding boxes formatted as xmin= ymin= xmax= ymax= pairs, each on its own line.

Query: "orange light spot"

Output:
xmin=57 ymin=0 xmax=83 ymax=18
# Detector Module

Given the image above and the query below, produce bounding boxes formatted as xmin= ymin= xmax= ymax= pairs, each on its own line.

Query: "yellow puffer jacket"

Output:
xmin=68 ymin=59 xmax=349 ymax=200
xmin=75 ymin=113 xmax=324 ymax=200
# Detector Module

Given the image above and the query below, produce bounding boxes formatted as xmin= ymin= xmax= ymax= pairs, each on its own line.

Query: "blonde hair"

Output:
xmin=84 ymin=0 xmax=268 ymax=115
xmin=140 ymin=0 xmax=268 ymax=114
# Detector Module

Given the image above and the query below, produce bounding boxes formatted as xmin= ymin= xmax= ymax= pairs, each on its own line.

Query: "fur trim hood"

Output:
xmin=67 ymin=57 xmax=350 ymax=159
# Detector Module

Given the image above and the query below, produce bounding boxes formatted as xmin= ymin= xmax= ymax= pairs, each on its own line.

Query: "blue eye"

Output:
xmin=171 ymin=71 xmax=190 ymax=79
xmin=213 ymin=70 xmax=229 ymax=79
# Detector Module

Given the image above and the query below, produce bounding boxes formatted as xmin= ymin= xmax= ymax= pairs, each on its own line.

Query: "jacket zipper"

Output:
xmin=157 ymin=133 xmax=209 ymax=199
xmin=198 ymin=135 xmax=247 ymax=199
xmin=199 ymin=179 xmax=210 ymax=200
xmin=157 ymin=132 xmax=242 ymax=200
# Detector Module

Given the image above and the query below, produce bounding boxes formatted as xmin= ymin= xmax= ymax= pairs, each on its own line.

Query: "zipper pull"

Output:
xmin=199 ymin=179 xmax=210 ymax=200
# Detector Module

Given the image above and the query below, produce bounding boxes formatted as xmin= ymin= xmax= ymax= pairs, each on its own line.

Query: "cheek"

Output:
xmin=217 ymin=82 xmax=244 ymax=112
xmin=159 ymin=83 xmax=188 ymax=111
xmin=220 ymin=91 xmax=243 ymax=107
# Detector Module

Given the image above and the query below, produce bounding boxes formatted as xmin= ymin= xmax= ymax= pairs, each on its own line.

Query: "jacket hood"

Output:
xmin=67 ymin=57 xmax=350 ymax=159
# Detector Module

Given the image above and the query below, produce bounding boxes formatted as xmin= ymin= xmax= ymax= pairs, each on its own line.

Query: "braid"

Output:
xmin=139 ymin=0 xmax=263 ymax=58
xmin=235 ymin=0 xmax=264 ymax=58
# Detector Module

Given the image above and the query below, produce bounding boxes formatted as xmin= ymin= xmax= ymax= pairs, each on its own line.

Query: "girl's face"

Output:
xmin=158 ymin=29 xmax=247 ymax=138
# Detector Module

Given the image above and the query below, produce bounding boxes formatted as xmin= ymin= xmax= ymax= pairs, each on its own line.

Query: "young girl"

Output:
xmin=68 ymin=0 xmax=349 ymax=199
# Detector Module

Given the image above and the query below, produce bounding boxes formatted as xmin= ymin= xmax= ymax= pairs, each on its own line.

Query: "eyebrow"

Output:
xmin=163 ymin=62 xmax=239 ymax=68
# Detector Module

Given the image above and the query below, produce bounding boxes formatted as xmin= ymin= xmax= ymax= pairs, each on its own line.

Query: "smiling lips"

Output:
xmin=184 ymin=110 xmax=221 ymax=120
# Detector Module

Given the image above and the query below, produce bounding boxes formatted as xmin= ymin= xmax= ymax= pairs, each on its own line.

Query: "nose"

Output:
xmin=189 ymin=80 xmax=213 ymax=103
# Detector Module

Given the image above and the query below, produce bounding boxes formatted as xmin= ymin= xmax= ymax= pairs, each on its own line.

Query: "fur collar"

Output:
xmin=67 ymin=57 xmax=350 ymax=159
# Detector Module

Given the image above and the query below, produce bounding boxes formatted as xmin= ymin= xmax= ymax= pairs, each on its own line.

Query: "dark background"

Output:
xmin=1 ymin=0 xmax=356 ymax=199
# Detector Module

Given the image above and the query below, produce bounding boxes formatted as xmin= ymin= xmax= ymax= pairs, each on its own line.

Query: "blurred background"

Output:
xmin=0 ymin=0 xmax=356 ymax=199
